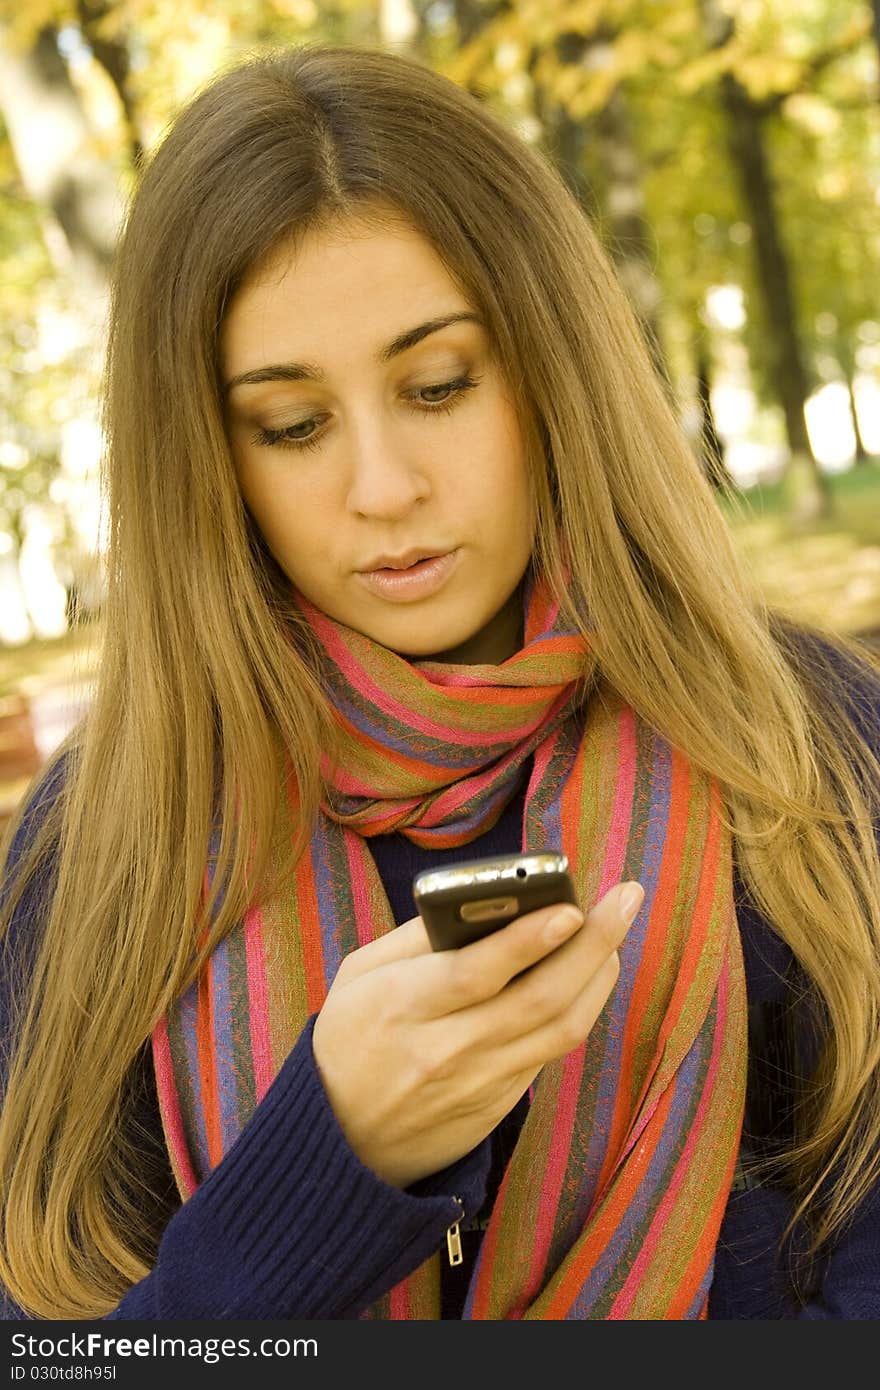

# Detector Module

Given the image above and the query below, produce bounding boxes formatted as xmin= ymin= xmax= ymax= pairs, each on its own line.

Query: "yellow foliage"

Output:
xmin=735 ymin=51 xmax=804 ymax=101
xmin=269 ymin=0 xmax=318 ymax=22
xmin=676 ymin=40 xmax=739 ymax=95
xmin=553 ymin=0 xmax=605 ymax=37
xmin=783 ymin=93 xmax=841 ymax=139
xmin=2 ymin=0 xmax=72 ymax=54
xmin=816 ymin=169 xmax=852 ymax=202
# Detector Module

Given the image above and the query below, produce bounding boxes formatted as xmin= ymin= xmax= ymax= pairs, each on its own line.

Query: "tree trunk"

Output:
xmin=529 ymin=30 xmax=671 ymax=393
xmin=720 ymin=70 xmax=830 ymax=520
xmin=75 ymin=0 xmax=145 ymax=169
xmin=699 ymin=0 xmax=830 ymax=521
xmin=695 ymin=339 xmax=735 ymax=491
xmin=847 ymin=375 xmax=871 ymax=465
xmin=453 ymin=0 xmax=509 ymax=46
xmin=549 ymin=93 xmax=594 ymax=211
xmin=0 ymin=22 xmax=120 ymax=322
xmin=591 ymin=84 xmax=670 ymax=390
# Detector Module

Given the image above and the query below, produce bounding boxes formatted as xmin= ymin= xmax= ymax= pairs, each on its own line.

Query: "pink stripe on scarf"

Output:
xmin=512 ymin=1044 xmax=586 ymax=1316
xmin=347 ymin=835 xmax=377 ymax=948
xmin=389 ymin=1282 xmax=410 ymax=1319
xmin=416 ymin=743 xmax=550 ymax=827
xmin=244 ymin=904 xmax=275 ymax=1102
xmin=328 ymin=688 xmax=575 ymax=812
xmin=601 ymin=706 xmax=638 ymax=891
xmin=152 ymin=1016 xmax=200 ymax=1199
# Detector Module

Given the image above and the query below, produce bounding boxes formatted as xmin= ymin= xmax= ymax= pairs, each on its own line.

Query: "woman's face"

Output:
xmin=220 ymin=211 xmax=535 ymax=663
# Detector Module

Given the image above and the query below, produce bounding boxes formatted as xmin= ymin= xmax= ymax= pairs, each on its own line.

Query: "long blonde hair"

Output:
xmin=2 ymin=41 xmax=879 ymax=1318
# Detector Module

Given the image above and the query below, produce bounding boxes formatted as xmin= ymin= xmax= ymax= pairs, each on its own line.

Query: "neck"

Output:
xmin=416 ymin=583 xmax=525 ymax=665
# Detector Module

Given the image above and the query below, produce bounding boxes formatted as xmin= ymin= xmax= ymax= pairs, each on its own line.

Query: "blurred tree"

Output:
xmin=769 ymin=81 xmax=879 ymax=468
xmin=695 ymin=333 xmax=734 ymax=492
xmin=446 ymin=0 xmax=878 ymax=512
xmin=697 ymin=0 xmax=828 ymax=519
xmin=1 ymin=0 xmax=878 ymax=613
xmin=0 ymin=101 xmax=104 ymax=641
xmin=685 ymin=1 xmax=876 ymax=511
xmin=454 ymin=9 xmax=674 ymax=385
xmin=74 ymin=0 xmax=145 ymax=168
xmin=0 ymin=18 xmax=122 ymax=308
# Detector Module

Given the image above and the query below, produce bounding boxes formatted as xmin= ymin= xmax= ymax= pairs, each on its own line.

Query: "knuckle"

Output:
xmin=560 ymin=994 xmax=598 ymax=1051
xmin=520 ymin=971 xmax=559 ymax=1019
xmin=412 ymin=1039 xmax=457 ymax=1086
xmin=559 ymin=1014 xmax=588 ymax=1054
xmin=591 ymin=907 xmax=622 ymax=955
xmin=445 ymin=952 xmax=485 ymax=1005
xmin=602 ymin=949 xmax=622 ymax=990
xmin=550 ymin=1018 xmax=582 ymax=1058
xmin=333 ymin=952 xmax=355 ymax=985
xmin=554 ymin=955 xmax=622 ymax=1054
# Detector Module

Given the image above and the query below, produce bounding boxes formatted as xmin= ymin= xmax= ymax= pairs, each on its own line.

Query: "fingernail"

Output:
xmin=546 ymin=905 xmax=584 ymax=941
xmin=619 ymin=882 xmax=644 ymax=925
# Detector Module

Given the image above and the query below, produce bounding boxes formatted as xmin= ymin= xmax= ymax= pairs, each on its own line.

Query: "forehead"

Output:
xmin=235 ymin=213 xmax=459 ymax=311
xmin=254 ymin=203 xmax=421 ymax=269
xmin=219 ymin=213 xmax=475 ymax=376
xmin=218 ymin=211 xmax=481 ymax=389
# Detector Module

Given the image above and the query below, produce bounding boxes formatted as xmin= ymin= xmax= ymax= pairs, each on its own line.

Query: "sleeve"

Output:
xmin=103 ymin=1015 xmax=492 ymax=1320
xmin=711 ymin=626 xmax=880 ymax=1320
xmin=1 ymin=765 xmax=492 ymax=1321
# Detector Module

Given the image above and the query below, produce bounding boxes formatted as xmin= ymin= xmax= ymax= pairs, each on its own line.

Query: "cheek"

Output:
xmin=242 ymin=467 xmax=328 ymax=543
xmin=238 ymin=487 xmax=313 ymax=585
xmin=493 ymin=453 xmax=534 ymax=537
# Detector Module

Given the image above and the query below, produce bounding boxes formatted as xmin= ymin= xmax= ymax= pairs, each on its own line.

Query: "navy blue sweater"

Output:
xmin=2 ymin=628 xmax=879 ymax=1320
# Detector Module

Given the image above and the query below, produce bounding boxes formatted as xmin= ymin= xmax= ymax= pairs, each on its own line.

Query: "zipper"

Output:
xmin=446 ymin=1195 xmax=464 ymax=1266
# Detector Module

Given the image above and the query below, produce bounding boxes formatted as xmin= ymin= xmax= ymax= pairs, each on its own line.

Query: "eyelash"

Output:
xmin=250 ymin=374 xmax=482 ymax=453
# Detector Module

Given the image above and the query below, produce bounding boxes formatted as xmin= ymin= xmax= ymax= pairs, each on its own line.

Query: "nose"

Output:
xmin=344 ymin=420 xmax=430 ymax=521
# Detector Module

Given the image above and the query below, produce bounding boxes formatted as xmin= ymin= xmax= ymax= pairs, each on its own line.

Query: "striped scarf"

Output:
xmin=152 ymin=567 xmax=748 ymax=1319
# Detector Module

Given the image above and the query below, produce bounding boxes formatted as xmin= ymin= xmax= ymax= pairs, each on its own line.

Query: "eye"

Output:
xmin=416 ymin=374 xmax=482 ymax=408
xmin=252 ymin=418 xmax=326 ymax=453
xmin=249 ymin=373 xmax=482 ymax=453
xmin=417 ymin=379 xmax=469 ymax=407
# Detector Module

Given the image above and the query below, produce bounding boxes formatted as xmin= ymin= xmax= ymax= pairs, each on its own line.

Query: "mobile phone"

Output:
xmin=412 ymin=851 xmax=578 ymax=952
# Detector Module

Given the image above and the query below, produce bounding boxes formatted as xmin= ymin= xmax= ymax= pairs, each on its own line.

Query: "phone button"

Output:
xmin=460 ymin=896 xmax=518 ymax=922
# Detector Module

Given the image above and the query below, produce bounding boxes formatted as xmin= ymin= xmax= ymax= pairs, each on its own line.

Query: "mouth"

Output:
xmin=355 ymin=548 xmax=461 ymax=602
xmin=359 ymin=548 xmax=450 ymax=573
xmin=369 ymin=554 xmax=444 ymax=575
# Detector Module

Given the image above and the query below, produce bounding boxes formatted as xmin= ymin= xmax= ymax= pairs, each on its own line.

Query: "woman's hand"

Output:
xmin=311 ymin=880 xmax=644 ymax=1188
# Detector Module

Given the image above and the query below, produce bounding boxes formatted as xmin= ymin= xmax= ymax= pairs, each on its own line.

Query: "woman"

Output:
xmin=1 ymin=41 xmax=879 ymax=1321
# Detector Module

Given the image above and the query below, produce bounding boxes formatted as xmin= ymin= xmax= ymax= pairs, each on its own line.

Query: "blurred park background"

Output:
xmin=2 ymin=0 xmax=880 ymax=833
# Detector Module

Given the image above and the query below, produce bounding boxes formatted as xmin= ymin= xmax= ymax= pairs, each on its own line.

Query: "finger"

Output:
xmin=500 ymin=877 xmax=638 ymax=1018
xmin=423 ymin=881 xmax=641 ymax=1018
xmin=491 ymin=948 xmax=624 ymax=1079
xmin=332 ymin=914 xmax=431 ymax=985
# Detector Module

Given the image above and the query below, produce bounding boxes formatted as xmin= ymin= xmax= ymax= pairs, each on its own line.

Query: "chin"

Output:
xmin=383 ymin=623 xmax=476 ymax=660
xmin=389 ymin=634 xmax=461 ymax=659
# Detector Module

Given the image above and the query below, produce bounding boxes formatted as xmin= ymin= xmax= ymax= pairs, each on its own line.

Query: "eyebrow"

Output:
xmin=222 ymin=311 xmax=484 ymax=397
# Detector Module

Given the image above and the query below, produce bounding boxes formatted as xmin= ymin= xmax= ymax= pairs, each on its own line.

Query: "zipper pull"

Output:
xmin=446 ymin=1195 xmax=464 ymax=1267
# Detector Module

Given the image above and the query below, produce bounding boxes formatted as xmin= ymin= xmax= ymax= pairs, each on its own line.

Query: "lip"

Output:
xmin=359 ymin=546 xmax=448 ymax=571
xmin=356 ymin=549 xmax=460 ymax=603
